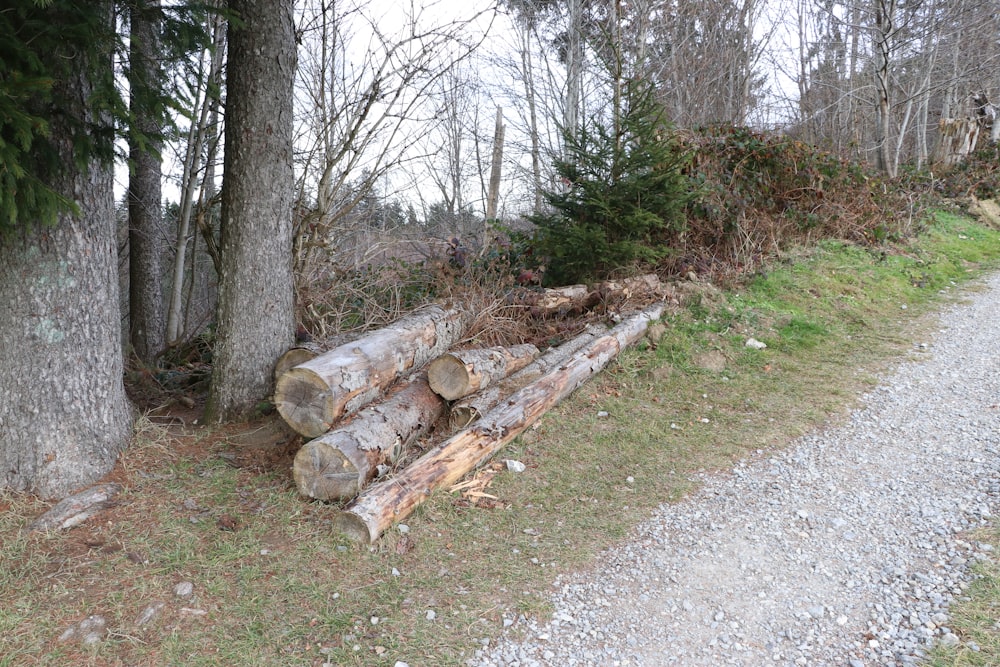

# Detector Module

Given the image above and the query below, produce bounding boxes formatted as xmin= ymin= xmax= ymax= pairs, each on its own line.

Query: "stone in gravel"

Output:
xmin=174 ymin=581 xmax=194 ymax=598
xmin=807 ymin=606 xmax=825 ymax=619
xmin=134 ymin=601 xmax=165 ymax=627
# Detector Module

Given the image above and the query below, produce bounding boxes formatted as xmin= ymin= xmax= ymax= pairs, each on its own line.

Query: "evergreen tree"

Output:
xmin=530 ymin=81 xmax=689 ymax=286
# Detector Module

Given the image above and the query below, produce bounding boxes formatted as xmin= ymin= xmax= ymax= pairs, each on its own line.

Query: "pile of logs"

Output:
xmin=272 ymin=277 xmax=668 ymax=543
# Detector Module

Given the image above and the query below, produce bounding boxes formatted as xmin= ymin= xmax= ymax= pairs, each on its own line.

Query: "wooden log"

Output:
xmin=335 ymin=303 xmax=665 ymax=543
xmin=274 ymin=304 xmax=471 ymax=437
xmin=595 ymin=273 xmax=663 ymax=299
xmin=427 ymin=343 xmax=539 ymax=401
xmin=449 ymin=325 xmax=608 ymax=430
xmin=27 ymin=483 xmax=122 ymax=532
xmin=273 ymin=341 xmax=324 ymax=382
xmin=292 ymin=373 xmax=445 ymax=501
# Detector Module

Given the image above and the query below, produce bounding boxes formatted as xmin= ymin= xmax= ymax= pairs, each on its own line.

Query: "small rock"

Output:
xmin=394 ymin=662 xmax=411 ymax=667
xmin=745 ymin=337 xmax=767 ymax=349
xmin=370 ymin=616 xmax=380 ymax=625
xmin=134 ymin=601 xmax=165 ymax=627
xmin=626 ymin=476 xmax=635 ymax=485
xmin=391 ymin=568 xmax=401 ymax=577
xmin=807 ymin=605 xmax=825 ymax=619
xmin=397 ymin=524 xmax=410 ymax=534
xmin=174 ymin=581 xmax=194 ymax=598
xmin=505 ymin=459 xmax=527 ymax=473
xmin=596 ymin=410 xmax=610 ymax=418
xmin=426 ymin=609 xmax=437 ymax=621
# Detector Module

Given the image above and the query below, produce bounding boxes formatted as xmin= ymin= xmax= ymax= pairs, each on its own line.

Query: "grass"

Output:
xmin=2 ymin=209 xmax=1000 ymax=666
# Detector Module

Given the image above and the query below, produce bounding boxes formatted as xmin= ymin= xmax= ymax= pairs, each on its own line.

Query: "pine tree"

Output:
xmin=530 ymin=81 xmax=689 ymax=286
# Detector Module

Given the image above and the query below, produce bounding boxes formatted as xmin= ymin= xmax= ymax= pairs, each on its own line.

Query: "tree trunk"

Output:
xmin=127 ymin=0 xmax=166 ymax=364
xmin=207 ymin=0 xmax=297 ymax=422
xmin=428 ymin=343 xmax=539 ymax=401
xmin=275 ymin=305 xmax=471 ymax=437
xmin=485 ymin=107 xmax=505 ymax=221
xmin=0 ymin=1 xmax=133 ymax=498
xmin=873 ymin=0 xmax=897 ymax=177
xmin=292 ymin=373 xmax=445 ymax=501
xmin=449 ymin=325 xmax=608 ymax=430
xmin=335 ymin=304 xmax=665 ymax=543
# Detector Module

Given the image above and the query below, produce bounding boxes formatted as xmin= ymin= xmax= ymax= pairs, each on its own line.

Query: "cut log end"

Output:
xmin=427 ymin=355 xmax=469 ymax=401
xmin=293 ymin=441 xmax=360 ymax=500
xmin=448 ymin=406 xmax=479 ymax=430
xmin=275 ymin=367 xmax=336 ymax=438
xmin=334 ymin=511 xmax=376 ymax=544
xmin=273 ymin=347 xmax=320 ymax=383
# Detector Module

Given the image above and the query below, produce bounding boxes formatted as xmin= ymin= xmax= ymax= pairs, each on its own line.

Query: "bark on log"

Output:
xmin=427 ymin=343 xmax=539 ymax=401
xmin=595 ymin=273 xmax=663 ymax=299
xmin=449 ymin=325 xmax=608 ymax=430
xmin=27 ymin=483 xmax=122 ymax=532
xmin=292 ymin=373 xmax=445 ymax=501
xmin=274 ymin=304 xmax=471 ymax=437
xmin=511 ymin=274 xmax=665 ymax=317
xmin=335 ymin=304 xmax=665 ymax=543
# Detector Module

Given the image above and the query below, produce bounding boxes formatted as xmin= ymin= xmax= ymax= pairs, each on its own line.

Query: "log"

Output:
xmin=427 ymin=343 xmax=539 ymax=401
xmin=595 ymin=273 xmax=663 ymax=300
xmin=274 ymin=304 xmax=471 ymax=437
xmin=273 ymin=341 xmax=324 ymax=382
xmin=27 ymin=483 xmax=122 ymax=532
xmin=449 ymin=325 xmax=608 ymax=430
xmin=335 ymin=303 xmax=666 ymax=543
xmin=511 ymin=274 xmax=665 ymax=317
xmin=292 ymin=373 xmax=445 ymax=501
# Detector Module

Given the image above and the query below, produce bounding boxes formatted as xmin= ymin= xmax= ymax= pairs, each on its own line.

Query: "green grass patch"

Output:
xmin=2 ymin=210 xmax=1000 ymax=666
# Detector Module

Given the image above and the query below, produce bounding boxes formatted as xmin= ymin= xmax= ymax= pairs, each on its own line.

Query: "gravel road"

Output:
xmin=469 ymin=274 xmax=1000 ymax=667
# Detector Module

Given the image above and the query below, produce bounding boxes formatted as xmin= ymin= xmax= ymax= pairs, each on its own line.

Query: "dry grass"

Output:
xmin=2 ymin=211 xmax=1000 ymax=666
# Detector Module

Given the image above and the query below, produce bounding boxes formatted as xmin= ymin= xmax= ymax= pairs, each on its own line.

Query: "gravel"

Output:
xmin=469 ymin=275 xmax=1000 ymax=667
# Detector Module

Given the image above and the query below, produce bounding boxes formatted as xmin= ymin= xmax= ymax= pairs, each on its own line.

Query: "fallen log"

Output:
xmin=273 ymin=341 xmax=324 ymax=382
xmin=449 ymin=325 xmax=608 ymax=430
xmin=427 ymin=343 xmax=539 ymax=401
xmin=334 ymin=303 xmax=665 ymax=543
xmin=511 ymin=274 xmax=665 ymax=317
xmin=292 ymin=373 xmax=445 ymax=501
xmin=27 ymin=483 xmax=122 ymax=532
xmin=275 ymin=304 xmax=471 ymax=437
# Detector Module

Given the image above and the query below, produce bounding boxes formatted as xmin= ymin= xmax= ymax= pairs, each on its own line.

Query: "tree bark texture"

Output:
xmin=335 ymin=304 xmax=665 ymax=543
xmin=449 ymin=325 xmax=608 ymax=430
xmin=128 ymin=0 xmax=166 ymax=364
xmin=207 ymin=0 xmax=296 ymax=421
xmin=292 ymin=372 xmax=445 ymax=501
xmin=0 ymin=1 xmax=133 ymax=498
xmin=427 ymin=343 xmax=539 ymax=401
xmin=275 ymin=304 xmax=470 ymax=437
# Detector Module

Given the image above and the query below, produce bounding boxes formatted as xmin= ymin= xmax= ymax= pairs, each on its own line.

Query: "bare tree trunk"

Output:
xmin=485 ymin=107 xmax=505 ymax=221
xmin=564 ymin=0 xmax=583 ymax=151
xmin=165 ymin=15 xmax=226 ymax=346
xmin=520 ymin=23 xmax=543 ymax=214
xmin=873 ymin=0 xmax=897 ymax=177
xmin=0 ymin=1 xmax=132 ymax=498
xmin=127 ymin=0 xmax=166 ymax=364
xmin=207 ymin=0 xmax=296 ymax=422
